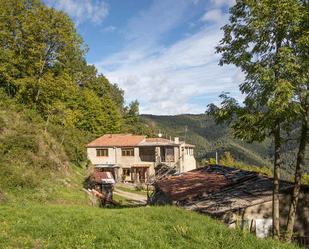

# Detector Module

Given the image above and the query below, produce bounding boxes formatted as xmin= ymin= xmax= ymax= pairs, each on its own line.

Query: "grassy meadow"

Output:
xmin=0 ymin=204 xmax=300 ymax=249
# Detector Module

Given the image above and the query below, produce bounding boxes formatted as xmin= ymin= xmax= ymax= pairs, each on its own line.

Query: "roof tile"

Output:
xmin=86 ymin=134 xmax=145 ymax=147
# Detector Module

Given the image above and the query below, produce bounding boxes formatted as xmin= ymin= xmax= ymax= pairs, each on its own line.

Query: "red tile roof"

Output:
xmin=86 ymin=134 xmax=145 ymax=147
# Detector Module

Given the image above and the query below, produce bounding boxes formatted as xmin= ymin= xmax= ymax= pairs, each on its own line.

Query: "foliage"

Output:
xmin=213 ymin=0 xmax=308 ymax=239
xmin=0 ymin=0 xmax=147 ymax=199
xmin=218 ymin=152 xmax=273 ymax=176
xmin=301 ymin=174 xmax=309 ymax=185
xmin=0 ymin=0 xmax=142 ymax=138
xmin=0 ymin=205 xmax=300 ymax=249
xmin=141 ymin=114 xmax=275 ymax=167
xmin=122 ymin=100 xmax=154 ymax=135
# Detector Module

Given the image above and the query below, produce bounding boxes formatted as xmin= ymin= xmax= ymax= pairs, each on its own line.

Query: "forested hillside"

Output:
xmin=141 ymin=114 xmax=308 ymax=177
xmin=141 ymin=114 xmax=272 ymax=164
xmin=0 ymin=0 xmax=148 ymax=201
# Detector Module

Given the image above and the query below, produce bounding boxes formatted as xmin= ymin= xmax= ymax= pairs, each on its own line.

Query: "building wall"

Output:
xmin=87 ymin=147 xmax=142 ymax=166
xmin=182 ymin=154 xmax=196 ymax=172
xmin=87 ymin=147 xmax=116 ymax=165
xmin=280 ymin=192 xmax=309 ymax=236
xmin=87 ymin=145 xmax=197 ymax=176
xmin=116 ymin=147 xmax=141 ymax=166
xmin=225 ymin=192 xmax=309 ymax=237
xmin=179 ymin=145 xmax=196 ymax=172
xmin=87 ymin=146 xmax=155 ymax=180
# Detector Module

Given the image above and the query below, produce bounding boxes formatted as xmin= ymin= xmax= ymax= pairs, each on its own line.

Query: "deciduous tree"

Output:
xmin=214 ymin=0 xmax=305 ymax=239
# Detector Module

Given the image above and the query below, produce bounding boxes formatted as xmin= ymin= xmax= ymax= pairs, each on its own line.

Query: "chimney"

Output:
xmin=174 ymin=137 xmax=179 ymax=144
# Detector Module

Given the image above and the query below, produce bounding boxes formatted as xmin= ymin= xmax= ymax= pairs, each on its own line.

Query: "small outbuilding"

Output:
xmin=150 ymin=165 xmax=309 ymax=241
xmin=87 ymin=171 xmax=116 ymax=206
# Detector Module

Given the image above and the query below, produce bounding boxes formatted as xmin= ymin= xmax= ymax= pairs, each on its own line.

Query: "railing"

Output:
xmin=140 ymin=155 xmax=175 ymax=163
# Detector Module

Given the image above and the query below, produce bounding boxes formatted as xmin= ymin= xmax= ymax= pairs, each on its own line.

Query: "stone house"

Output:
xmin=86 ymin=134 xmax=196 ymax=183
xmin=150 ymin=165 xmax=309 ymax=241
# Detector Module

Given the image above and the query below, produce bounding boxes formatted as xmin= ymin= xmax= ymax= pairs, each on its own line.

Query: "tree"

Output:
xmin=0 ymin=0 xmax=84 ymax=103
xmin=215 ymin=0 xmax=305 ymax=239
xmin=285 ymin=1 xmax=309 ymax=241
xmin=219 ymin=151 xmax=235 ymax=166
xmin=0 ymin=0 xmax=126 ymax=138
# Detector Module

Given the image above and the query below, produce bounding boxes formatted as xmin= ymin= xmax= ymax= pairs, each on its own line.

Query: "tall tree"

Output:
xmin=285 ymin=1 xmax=309 ymax=241
xmin=0 ymin=0 xmax=84 ymax=102
xmin=215 ymin=0 xmax=305 ymax=239
xmin=0 ymin=0 xmax=124 ymax=136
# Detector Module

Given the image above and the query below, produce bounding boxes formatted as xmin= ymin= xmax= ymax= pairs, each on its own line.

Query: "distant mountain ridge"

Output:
xmin=140 ymin=114 xmax=273 ymax=167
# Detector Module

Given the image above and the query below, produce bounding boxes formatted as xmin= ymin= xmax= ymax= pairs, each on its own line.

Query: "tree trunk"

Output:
xmin=273 ymin=123 xmax=281 ymax=240
xmin=285 ymin=119 xmax=308 ymax=241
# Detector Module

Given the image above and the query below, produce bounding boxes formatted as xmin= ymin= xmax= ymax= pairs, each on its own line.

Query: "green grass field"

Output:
xmin=0 ymin=204 xmax=300 ymax=249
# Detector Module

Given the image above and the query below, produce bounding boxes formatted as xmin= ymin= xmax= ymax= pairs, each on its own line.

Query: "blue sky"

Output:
xmin=45 ymin=0 xmax=242 ymax=115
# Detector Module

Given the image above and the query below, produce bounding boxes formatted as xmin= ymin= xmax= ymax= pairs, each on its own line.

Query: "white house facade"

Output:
xmin=86 ymin=134 xmax=196 ymax=183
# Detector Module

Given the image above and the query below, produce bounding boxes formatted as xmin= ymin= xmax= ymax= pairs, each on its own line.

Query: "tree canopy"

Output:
xmin=0 ymin=0 xmax=145 ymax=137
xmin=212 ymin=0 xmax=308 ymax=240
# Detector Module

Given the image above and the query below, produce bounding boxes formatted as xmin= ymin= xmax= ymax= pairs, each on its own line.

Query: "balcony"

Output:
xmin=140 ymin=155 xmax=156 ymax=162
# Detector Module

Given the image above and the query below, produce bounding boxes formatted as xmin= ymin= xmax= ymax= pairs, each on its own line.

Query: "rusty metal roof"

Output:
xmin=155 ymin=171 xmax=229 ymax=202
xmin=92 ymin=171 xmax=115 ymax=184
xmin=153 ymin=165 xmax=297 ymax=213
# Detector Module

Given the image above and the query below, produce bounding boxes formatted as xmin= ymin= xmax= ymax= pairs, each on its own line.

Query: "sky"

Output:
xmin=45 ymin=0 xmax=243 ymax=115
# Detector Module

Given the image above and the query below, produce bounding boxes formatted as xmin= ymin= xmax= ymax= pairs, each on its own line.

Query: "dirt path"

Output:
xmin=113 ymin=188 xmax=147 ymax=205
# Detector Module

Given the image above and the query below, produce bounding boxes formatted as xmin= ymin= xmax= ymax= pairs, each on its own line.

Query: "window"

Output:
xmin=185 ymin=148 xmax=194 ymax=156
xmin=96 ymin=148 xmax=108 ymax=157
xmin=123 ymin=168 xmax=131 ymax=176
xmin=165 ymin=147 xmax=175 ymax=162
xmin=122 ymin=148 xmax=134 ymax=157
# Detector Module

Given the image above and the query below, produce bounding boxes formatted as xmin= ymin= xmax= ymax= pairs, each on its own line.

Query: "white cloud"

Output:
xmin=45 ymin=0 xmax=109 ymax=25
xmin=93 ymin=0 xmax=242 ymax=115
xmin=102 ymin=25 xmax=116 ymax=32
xmin=96 ymin=24 xmax=242 ymax=114
xmin=210 ymin=0 xmax=235 ymax=7
xmin=201 ymin=9 xmax=224 ymax=23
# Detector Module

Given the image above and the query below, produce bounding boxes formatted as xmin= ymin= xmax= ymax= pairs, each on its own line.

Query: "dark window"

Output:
xmin=122 ymin=148 xmax=134 ymax=156
xmin=96 ymin=148 xmax=108 ymax=157
xmin=165 ymin=147 xmax=175 ymax=162
xmin=123 ymin=168 xmax=131 ymax=176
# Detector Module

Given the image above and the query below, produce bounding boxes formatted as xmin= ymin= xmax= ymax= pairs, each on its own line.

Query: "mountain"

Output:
xmin=141 ymin=114 xmax=309 ymax=178
xmin=141 ymin=114 xmax=273 ymax=167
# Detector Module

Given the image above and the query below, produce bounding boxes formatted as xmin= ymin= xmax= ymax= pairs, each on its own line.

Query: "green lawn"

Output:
xmin=0 ymin=204 xmax=300 ymax=249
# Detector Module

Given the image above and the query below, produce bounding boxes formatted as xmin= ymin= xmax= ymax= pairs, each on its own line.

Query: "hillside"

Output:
xmin=0 ymin=93 xmax=92 ymax=204
xmin=0 ymin=205 xmax=299 ymax=249
xmin=141 ymin=114 xmax=309 ymax=177
xmin=141 ymin=114 xmax=273 ymax=167
xmin=0 ymin=0 xmax=144 ymax=202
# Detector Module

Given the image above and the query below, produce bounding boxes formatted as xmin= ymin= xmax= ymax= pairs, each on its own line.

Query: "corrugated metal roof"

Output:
xmin=92 ymin=171 xmax=115 ymax=184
